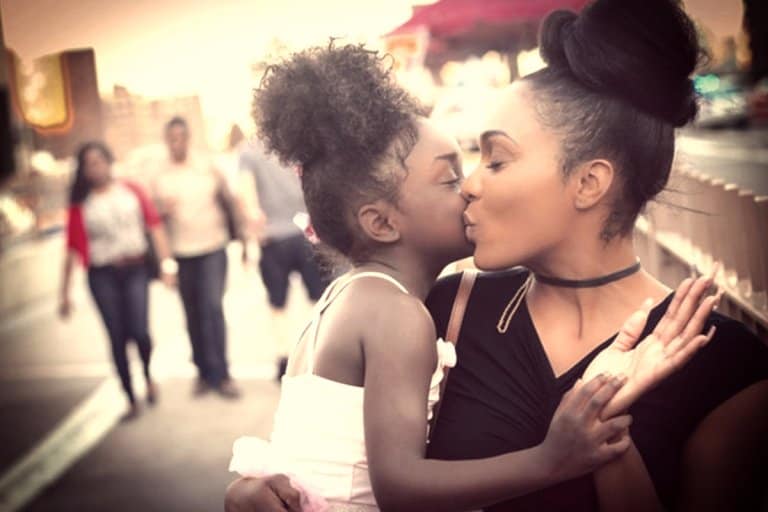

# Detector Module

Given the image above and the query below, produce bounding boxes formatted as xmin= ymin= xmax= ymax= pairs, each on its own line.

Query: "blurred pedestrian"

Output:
xmin=59 ymin=141 xmax=174 ymax=421
xmin=238 ymin=140 xmax=329 ymax=381
xmin=151 ymin=116 xmax=243 ymax=398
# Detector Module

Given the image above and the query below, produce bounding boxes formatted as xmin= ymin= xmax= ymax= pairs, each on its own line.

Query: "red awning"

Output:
xmin=391 ymin=0 xmax=591 ymax=38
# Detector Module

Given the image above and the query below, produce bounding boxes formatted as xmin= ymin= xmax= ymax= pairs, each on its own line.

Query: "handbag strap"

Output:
xmin=430 ymin=269 xmax=477 ymax=433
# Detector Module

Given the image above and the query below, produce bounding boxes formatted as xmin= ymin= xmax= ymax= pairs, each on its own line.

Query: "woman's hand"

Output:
xmin=58 ymin=295 xmax=73 ymax=319
xmin=225 ymin=475 xmax=302 ymax=512
xmin=583 ymin=271 xmax=720 ymax=420
xmin=540 ymin=374 xmax=633 ymax=481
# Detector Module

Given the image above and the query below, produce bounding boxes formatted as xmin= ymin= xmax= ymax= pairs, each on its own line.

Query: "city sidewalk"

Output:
xmin=0 ymin=242 xmax=316 ymax=511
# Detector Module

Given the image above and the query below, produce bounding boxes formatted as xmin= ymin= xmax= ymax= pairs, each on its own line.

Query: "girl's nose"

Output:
xmin=460 ymin=166 xmax=481 ymax=202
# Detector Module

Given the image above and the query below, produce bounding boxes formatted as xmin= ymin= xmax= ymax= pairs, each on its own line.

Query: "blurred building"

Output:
xmin=103 ymin=85 xmax=207 ymax=160
xmin=6 ymin=48 xmax=103 ymax=160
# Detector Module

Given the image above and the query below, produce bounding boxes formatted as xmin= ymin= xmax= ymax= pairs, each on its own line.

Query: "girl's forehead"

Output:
xmin=407 ymin=119 xmax=460 ymax=163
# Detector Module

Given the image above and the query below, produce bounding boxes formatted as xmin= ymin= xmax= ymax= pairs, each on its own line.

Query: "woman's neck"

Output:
xmin=90 ymin=179 xmax=114 ymax=194
xmin=526 ymin=235 xmax=668 ymax=318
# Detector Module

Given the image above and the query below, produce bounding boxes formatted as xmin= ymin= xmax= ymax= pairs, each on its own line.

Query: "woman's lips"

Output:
xmin=463 ymin=212 xmax=476 ymax=240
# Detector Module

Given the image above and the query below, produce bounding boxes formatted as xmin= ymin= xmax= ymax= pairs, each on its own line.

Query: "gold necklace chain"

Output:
xmin=496 ymin=273 xmax=534 ymax=334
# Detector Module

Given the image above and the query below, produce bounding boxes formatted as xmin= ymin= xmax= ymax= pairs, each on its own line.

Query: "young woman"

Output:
xmin=225 ymin=40 xmax=717 ymax=512
xmin=424 ymin=1 xmax=768 ymax=510
xmin=59 ymin=141 xmax=175 ymax=420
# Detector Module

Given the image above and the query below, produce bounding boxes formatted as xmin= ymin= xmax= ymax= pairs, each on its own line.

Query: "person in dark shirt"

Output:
xmin=425 ymin=270 xmax=767 ymax=511
xmin=421 ymin=0 xmax=768 ymax=509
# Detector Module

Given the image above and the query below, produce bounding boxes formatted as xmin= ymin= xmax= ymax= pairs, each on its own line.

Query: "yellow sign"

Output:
xmin=9 ymin=52 xmax=71 ymax=130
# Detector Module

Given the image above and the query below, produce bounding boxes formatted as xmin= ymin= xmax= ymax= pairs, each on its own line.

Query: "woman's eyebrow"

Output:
xmin=479 ymin=130 xmax=519 ymax=149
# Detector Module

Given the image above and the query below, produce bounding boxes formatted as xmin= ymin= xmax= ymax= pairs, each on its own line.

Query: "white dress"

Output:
xmin=230 ymin=272 xmax=457 ymax=511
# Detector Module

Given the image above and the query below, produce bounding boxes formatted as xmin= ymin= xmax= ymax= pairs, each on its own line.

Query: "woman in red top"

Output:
xmin=59 ymin=141 xmax=174 ymax=420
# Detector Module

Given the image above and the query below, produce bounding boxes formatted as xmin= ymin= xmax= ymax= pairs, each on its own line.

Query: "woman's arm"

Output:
xmin=363 ymin=296 xmax=631 ymax=512
xmin=148 ymin=224 xmax=176 ymax=287
xmin=59 ymin=249 xmax=77 ymax=318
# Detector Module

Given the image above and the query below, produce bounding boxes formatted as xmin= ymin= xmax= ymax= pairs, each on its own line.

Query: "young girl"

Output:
xmin=228 ymin=44 xmax=717 ymax=512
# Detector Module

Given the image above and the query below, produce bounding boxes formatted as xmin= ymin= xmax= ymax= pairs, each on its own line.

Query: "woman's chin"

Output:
xmin=472 ymin=250 xmax=521 ymax=272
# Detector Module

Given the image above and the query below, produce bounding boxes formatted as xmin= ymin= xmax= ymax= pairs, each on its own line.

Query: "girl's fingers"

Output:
xmin=582 ymin=376 xmax=627 ymax=421
xmin=596 ymin=415 xmax=633 ymax=443
xmin=568 ymin=374 xmax=609 ymax=412
xmin=596 ymin=434 xmax=632 ymax=464
xmin=270 ymin=475 xmax=303 ymax=512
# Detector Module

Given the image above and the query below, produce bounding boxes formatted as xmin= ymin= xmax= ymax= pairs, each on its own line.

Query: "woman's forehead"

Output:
xmin=480 ymin=82 xmax=540 ymax=142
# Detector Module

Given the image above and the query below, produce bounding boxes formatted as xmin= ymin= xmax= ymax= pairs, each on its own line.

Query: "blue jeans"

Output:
xmin=176 ymin=248 xmax=230 ymax=386
xmin=88 ymin=263 xmax=153 ymax=403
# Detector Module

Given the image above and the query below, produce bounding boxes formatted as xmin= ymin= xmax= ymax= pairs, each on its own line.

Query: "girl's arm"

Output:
xmin=593 ymin=380 xmax=768 ymax=512
xmin=677 ymin=380 xmax=768 ymax=511
xmin=593 ymin=440 xmax=663 ymax=512
xmin=362 ymin=295 xmax=631 ymax=512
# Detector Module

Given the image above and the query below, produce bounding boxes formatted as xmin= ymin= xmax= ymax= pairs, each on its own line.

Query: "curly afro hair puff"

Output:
xmin=253 ymin=41 xmax=423 ymax=260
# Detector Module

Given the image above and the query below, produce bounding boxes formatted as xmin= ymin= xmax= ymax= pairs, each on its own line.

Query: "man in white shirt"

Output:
xmin=152 ymin=116 xmax=241 ymax=398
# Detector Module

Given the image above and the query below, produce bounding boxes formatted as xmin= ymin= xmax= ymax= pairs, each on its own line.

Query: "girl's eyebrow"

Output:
xmin=433 ymin=152 xmax=459 ymax=164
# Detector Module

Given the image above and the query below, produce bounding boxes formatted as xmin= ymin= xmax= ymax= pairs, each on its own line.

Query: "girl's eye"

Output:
xmin=486 ymin=161 xmax=505 ymax=172
xmin=442 ymin=177 xmax=462 ymax=188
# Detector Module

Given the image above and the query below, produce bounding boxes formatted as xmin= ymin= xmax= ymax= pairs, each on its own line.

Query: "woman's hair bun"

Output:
xmin=538 ymin=0 xmax=704 ymax=127
xmin=539 ymin=10 xmax=578 ymax=71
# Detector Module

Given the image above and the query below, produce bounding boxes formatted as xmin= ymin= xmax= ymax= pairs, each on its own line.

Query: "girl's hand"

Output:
xmin=225 ymin=475 xmax=302 ymax=512
xmin=582 ymin=270 xmax=721 ymax=420
xmin=540 ymin=374 xmax=632 ymax=481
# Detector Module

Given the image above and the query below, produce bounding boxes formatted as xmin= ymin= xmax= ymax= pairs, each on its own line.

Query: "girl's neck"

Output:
xmin=354 ymin=249 xmax=442 ymax=301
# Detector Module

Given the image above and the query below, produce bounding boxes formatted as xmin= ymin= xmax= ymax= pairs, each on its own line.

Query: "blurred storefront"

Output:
xmin=0 ymin=38 xmax=207 ymax=317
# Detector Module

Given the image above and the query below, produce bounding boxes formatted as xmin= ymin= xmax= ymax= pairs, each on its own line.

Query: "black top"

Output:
xmin=425 ymin=269 xmax=768 ymax=511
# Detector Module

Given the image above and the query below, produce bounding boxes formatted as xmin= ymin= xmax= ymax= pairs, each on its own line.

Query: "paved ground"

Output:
xmin=0 ymin=242 xmax=315 ymax=512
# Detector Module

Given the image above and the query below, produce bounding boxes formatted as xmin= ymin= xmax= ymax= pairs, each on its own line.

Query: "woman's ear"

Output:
xmin=572 ymin=159 xmax=616 ymax=210
xmin=357 ymin=200 xmax=401 ymax=244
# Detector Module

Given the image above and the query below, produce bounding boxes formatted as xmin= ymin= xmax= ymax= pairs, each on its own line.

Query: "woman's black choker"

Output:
xmin=534 ymin=261 xmax=642 ymax=288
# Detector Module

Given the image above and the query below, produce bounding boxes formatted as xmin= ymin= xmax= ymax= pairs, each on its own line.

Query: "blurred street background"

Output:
xmin=0 ymin=0 xmax=766 ymax=511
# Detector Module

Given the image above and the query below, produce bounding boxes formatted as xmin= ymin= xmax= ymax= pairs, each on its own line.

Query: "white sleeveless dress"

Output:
xmin=230 ymin=272 xmax=457 ymax=511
